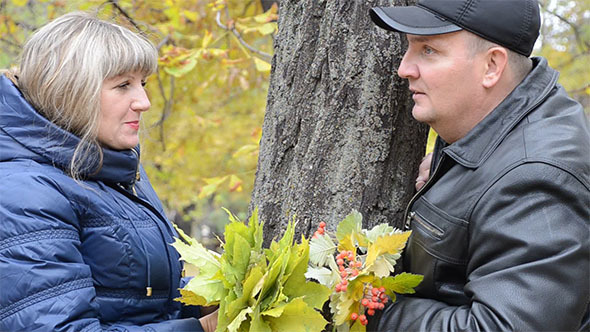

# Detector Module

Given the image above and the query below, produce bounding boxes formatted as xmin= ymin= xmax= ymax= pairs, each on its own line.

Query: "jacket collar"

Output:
xmin=0 ymin=75 xmax=139 ymax=184
xmin=442 ymin=57 xmax=559 ymax=168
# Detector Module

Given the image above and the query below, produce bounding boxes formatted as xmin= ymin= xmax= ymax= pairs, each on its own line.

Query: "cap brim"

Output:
xmin=370 ymin=6 xmax=462 ymax=35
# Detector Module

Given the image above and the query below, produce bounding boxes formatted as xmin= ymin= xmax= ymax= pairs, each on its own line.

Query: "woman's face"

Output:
xmin=98 ymin=72 xmax=150 ymax=150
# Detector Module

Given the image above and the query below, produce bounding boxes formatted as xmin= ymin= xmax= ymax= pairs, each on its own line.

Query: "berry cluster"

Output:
xmin=350 ymin=285 xmax=388 ymax=326
xmin=312 ymin=221 xmax=326 ymax=238
xmin=334 ymin=250 xmax=362 ymax=293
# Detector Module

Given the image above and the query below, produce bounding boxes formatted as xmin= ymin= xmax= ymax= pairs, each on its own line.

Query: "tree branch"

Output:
xmin=153 ymin=69 xmax=176 ymax=151
xmin=105 ymin=0 xmax=142 ymax=33
xmin=215 ymin=10 xmax=272 ymax=63
xmin=539 ymin=2 xmax=589 ymax=52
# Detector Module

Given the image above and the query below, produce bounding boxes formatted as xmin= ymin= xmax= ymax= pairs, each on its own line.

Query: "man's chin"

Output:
xmin=411 ymin=107 xmax=432 ymax=124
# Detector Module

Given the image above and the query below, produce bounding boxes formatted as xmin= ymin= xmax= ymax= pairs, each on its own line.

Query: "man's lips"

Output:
xmin=410 ymin=90 xmax=425 ymax=101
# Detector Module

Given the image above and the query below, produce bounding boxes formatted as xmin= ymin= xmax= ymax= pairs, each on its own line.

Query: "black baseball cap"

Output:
xmin=370 ymin=0 xmax=541 ymax=57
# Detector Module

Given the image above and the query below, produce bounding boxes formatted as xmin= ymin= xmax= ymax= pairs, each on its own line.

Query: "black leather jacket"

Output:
xmin=377 ymin=57 xmax=590 ymax=331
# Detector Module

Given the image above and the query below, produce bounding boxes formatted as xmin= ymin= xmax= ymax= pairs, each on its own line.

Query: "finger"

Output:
xmin=415 ymin=179 xmax=426 ymax=191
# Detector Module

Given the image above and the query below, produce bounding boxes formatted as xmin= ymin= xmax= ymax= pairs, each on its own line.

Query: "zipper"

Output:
xmin=408 ymin=211 xmax=444 ymax=238
xmin=130 ymin=147 xmax=140 ymax=195
xmin=404 ymin=154 xmax=447 ymax=230
xmin=107 ymin=182 xmax=177 ymax=302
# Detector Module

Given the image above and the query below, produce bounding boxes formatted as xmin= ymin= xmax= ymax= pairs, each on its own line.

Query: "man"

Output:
xmin=369 ymin=0 xmax=590 ymax=331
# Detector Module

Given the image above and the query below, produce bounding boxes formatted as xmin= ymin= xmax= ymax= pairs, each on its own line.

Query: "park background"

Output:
xmin=1 ymin=0 xmax=588 ymax=248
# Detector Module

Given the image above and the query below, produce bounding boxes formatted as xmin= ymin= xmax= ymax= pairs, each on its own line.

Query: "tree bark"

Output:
xmin=250 ymin=0 xmax=427 ymax=246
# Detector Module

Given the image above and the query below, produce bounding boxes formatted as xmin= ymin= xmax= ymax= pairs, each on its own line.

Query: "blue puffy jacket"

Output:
xmin=0 ymin=75 xmax=203 ymax=331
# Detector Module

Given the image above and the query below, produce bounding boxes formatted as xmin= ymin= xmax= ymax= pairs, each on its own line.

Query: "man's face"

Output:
xmin=398 ymin=31 xmax=486 ymax=143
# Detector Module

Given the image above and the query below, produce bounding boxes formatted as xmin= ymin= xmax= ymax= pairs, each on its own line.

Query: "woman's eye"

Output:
xmin=141 ymin=81 xmax=147 ymax=87
xmin=117 ymin=82 xmax=130 ymax=89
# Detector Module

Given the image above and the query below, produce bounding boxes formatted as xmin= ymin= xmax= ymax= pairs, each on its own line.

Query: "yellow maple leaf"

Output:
xmin=364 ymin=231 xmax=411 ymax=269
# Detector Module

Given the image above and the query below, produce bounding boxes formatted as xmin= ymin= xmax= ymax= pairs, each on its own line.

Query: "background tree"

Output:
xmin=537 ymin=0 xmax=589 ymax=113
xmin=249 ymin=0 xmax=428 ymax=245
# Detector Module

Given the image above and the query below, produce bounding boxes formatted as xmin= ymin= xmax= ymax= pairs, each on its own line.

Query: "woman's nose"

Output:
xmin=131 ymin=88 xmax=151 ymax=112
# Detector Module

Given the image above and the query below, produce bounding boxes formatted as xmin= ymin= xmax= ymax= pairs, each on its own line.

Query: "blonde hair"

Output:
xmin=12 ymin=11 xmax=157 ymax=179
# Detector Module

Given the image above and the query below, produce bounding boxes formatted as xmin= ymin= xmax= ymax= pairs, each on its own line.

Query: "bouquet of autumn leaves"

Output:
xmin=172 ymin=209 xmax=422 ymax=332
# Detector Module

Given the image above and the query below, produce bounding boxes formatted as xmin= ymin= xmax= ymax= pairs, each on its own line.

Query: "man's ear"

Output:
xmin=482 ymin=47 xmax=508 ymax=88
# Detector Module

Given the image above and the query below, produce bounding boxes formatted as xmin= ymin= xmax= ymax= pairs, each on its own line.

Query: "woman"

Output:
xmin=0 ymin=12 xmax=216 ymax=331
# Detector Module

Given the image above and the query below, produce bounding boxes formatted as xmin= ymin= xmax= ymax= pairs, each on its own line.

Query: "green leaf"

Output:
xmin=381 ymin=272 xmax=424 ymax=295
xmin=305 ymin=266 xmax=339 ymax=287
xmin=182 ymin=274 xmax=224 ymax=305
xmin=265 ymin=297 xmax=328 ymax=332
xmin=171 ymin=238 xmax=220 ymax=272
xmin=232 ymin=233 xmax=252 ymax=276
xmin=309 ymin=234 xmax=337 ymax=266
xmin=249 ymin=307 xmax=272 ymax=332
xmin=227 ymin=307 xmax=253 ymax=332
xmin=365 ymin=223 xmax=394 ymax=243
xmin=249 ymin=208 xmax=264 ymax=253
xmin=163 ymin=57 xmax=198 ymax=77
xmin=365 ymin=255 xmax=395 ymax=278
xmin=254 ymin=57 xmax=271 ymax=72
xmin=336 ymin=210 xmax=363 ymax=241
xmin=330 ymin=292 xmax=355 ymax=326
xmin=172 ymin=223 xmax=193 ymax=245
xmin=257 ymin=249 xmax=287 ymax=308
xmin=256 ymin=22 xmax=277 ymax=35
xmin=222 ymin=207 xmax=241 ymax=223
xmin=337 ymin=234 xmax=356 ymax=253
xmin=227 ymin=266 xmax=264 ymax=317
xmin=176 ymin=288 xmax=209 ymax=306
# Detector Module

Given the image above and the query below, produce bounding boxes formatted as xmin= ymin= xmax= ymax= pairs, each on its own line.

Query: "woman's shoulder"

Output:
xmin=0 ymin=159 xmax=87 ymax=234
xmin=1 ymin=158 xmax=78 ymax=194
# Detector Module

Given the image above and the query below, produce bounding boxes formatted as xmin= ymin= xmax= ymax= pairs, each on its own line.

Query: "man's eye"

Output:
xmin=423 ymin=47 xmax=435 ymax=55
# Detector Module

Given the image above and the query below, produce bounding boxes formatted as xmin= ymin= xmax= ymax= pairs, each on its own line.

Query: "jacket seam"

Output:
xmin=419 ymin=196 xmax=468 ymax=227
xmin=78 ymin=320 xmax=101 ymax=332
xmin=0 ymin=228 xmax=78 ymax=252
xmin=412 ymin=236 xmax=468 ymax=265
xmin=466 ymin=159 xmax=589 ymax=221
xmin=0 ymin=277 xmax=94 ymax=320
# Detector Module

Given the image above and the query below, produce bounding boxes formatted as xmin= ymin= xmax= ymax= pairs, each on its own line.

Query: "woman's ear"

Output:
xmin=482 ymin=47 xmax=508 ymax=88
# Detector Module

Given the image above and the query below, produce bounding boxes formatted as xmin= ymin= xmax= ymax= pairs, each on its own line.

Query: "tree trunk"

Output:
xmin=250 ymin=0 xmax=427 ymax=246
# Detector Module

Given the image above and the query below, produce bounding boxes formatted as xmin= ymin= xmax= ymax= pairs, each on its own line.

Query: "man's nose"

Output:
xmin=397 ymin=52 xmax=418 ymax=79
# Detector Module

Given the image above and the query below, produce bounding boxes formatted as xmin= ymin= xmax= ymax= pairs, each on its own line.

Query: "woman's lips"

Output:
xmin=126 ymin=121 xmax=140 ymax=130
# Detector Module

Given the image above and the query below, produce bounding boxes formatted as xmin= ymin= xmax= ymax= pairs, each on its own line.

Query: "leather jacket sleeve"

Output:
xmin=376 ymin=162 xmax=590 ymax=331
